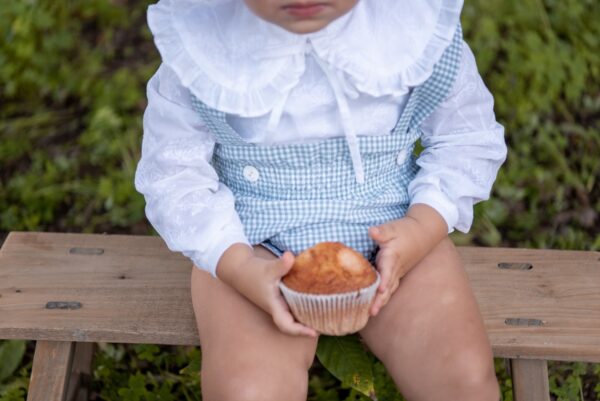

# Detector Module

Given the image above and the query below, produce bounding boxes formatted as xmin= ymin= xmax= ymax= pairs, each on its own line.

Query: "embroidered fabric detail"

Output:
xmin=148 ymin=0 xmax=463 ymax=117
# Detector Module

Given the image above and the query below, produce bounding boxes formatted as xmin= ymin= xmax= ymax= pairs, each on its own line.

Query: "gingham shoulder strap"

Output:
xmin=190 ymin=95 xmax=249 ymax=146
xmin=393 ymin=23 xmax=464 ymax=136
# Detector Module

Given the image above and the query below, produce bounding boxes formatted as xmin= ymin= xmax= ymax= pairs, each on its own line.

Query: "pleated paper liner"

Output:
xmin=279 ymin=272 xmax=380 ymax=336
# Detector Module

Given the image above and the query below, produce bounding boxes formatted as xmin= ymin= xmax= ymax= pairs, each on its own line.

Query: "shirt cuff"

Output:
xmin=188 ymin=229 xmax=251 ymax=278
xmin=409 ymin=187 xmax=459 ymax=234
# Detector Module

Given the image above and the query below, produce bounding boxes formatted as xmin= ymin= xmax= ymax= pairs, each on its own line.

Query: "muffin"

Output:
xmin=279 ymin=242 xmax=380 ymax=335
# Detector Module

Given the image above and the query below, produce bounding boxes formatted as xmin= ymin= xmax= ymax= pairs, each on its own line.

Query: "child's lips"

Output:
xmin=282 ymin=2 xmax=328 ymax=18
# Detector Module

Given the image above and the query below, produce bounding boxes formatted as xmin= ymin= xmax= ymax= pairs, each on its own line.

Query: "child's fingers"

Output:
xmin=273 ymin=251 xmax=295 ymax=277
xmin=370 ymin=291 xmax=389 ymax=316
xmin=370 ymin=268 xmax=392 ymax=314
xmin=370 ymin=271 xmax=401 ymax=316
xmin=370 ymin=284 xmax=394 ymax=316
xmin=377 ymin=269 xmax=389 ymax=294
xmin=375 ymin=251 xmax=396 ymax=293
xmin=272 ymin=288 xmax=318 ymax=337
xmin=271 ymin=307 xmax=318 ymax=338
xmin=370 ymin=294 xmax=381 ymax=315
xmin=368 ymin=223 xmax=397 ymax=244
xmin=371 ymin=275 xmax=395 ymax=314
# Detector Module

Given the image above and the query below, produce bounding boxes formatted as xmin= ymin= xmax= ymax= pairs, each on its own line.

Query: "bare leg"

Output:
xmin=360 ymin=238 xmax=499 ymax=401
xmin=190 ymin=245 xmax=318 ymax=401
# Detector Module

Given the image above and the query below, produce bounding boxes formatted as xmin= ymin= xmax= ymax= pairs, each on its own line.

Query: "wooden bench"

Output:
xmin=1 ymin=231 xmax=599 ymax=401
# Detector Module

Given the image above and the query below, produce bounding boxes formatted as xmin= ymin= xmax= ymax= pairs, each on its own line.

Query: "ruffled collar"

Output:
xmin=148 ymin=0 xmax=464 ymax=117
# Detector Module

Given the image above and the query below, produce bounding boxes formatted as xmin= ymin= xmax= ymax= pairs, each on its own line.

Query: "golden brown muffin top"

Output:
xmin=282 ymin=242 xmax=377 ymax=294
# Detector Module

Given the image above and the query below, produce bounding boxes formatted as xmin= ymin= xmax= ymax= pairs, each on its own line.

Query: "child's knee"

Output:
xmin=450 ymin=348 xmax=499 ymax=401
xmin=202 ymin=366 xmax=309 ymax=401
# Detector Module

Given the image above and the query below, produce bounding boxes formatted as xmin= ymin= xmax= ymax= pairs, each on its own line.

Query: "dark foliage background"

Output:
xmin=1 ymin=0 xmax=599 ymax=400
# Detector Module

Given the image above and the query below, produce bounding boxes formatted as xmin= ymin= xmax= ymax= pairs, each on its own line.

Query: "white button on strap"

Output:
xmin=396 ymin=148 xmax=409 ymax=166
xmin=243 ymin=166 xmax=260 ymax=182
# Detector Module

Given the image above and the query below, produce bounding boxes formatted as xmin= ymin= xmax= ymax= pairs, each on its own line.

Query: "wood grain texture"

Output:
xmin=1 ymin=232 xmax=600 ymax=361
xmin=461 ymin=246 xmax=600 ymax=361
xmin=65 ymin=342 xmax=95 ymax=401
xmin=0 ymin=232 xmax=198 ymax=345
xmin=510 ymin=359 xmax=550 ymax=401
xmin=27 ymin=341 xmax=75 ymax=401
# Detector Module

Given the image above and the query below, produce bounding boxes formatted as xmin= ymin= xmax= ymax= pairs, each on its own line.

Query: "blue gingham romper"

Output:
xmin=190 ymin=25 xmax=463 ymax=264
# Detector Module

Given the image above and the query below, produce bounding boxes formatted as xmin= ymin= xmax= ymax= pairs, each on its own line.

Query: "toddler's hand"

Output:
xmin=368 ymin=220 xmax=419 ymax=316
xmin=217 ymin=245 xmax=318 ymax=338
xmin=368 ymin=204 xmax=448 ymax=316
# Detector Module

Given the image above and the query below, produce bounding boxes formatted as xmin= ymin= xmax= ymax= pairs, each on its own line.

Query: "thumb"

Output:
xmin=369 ymin=223 xmax=397 ymax=244
xmin=276 ymin=251 xmax=295 ymax=277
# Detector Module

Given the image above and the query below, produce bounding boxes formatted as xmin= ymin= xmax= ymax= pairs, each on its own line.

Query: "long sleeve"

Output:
xmin=408 ymin=41 xmax=508 ymax=233
xmin=134 ymin=64 xmax=250 ymax=277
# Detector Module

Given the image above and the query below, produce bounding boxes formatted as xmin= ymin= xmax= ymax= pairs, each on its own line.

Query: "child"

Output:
xmin=135 ymin=0 xmax=507 ymax=399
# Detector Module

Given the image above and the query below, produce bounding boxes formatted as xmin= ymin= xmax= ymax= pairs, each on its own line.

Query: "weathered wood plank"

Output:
xmin=27 ymin=341 xmax=75 ymax=401
xmin=66 ymin=342 xmax=95 ymax=401
xmin=1 ymin=232 xmax=600 ymax=361
xmin=510 ymin=359 xmax=550 ymax=401
xmin=0 ymin=232 xmax=198 ymax=345
xmin=461 ymin=246 xmax=600 ymax=361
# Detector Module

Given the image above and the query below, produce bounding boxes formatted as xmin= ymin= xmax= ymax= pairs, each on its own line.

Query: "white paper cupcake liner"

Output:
xmin=279 ymin=272 xmax=381 ymax=336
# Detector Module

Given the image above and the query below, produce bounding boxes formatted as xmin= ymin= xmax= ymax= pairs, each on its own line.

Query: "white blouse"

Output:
xmin=135 ymin=0 xmax=507 ymax=276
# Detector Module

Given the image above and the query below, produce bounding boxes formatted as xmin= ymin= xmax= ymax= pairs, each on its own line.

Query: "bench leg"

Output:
xmin=66 ymin=342 xmax=96 ymax=401
xmin=27 ymin=341 xmax=75 ymax=401
xmin=510 ymin=359 xmax=550 ymax=401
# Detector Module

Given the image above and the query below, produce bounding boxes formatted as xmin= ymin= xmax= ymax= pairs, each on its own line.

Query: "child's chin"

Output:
xmin=279 ymin=19 xmax=331 ymax=34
